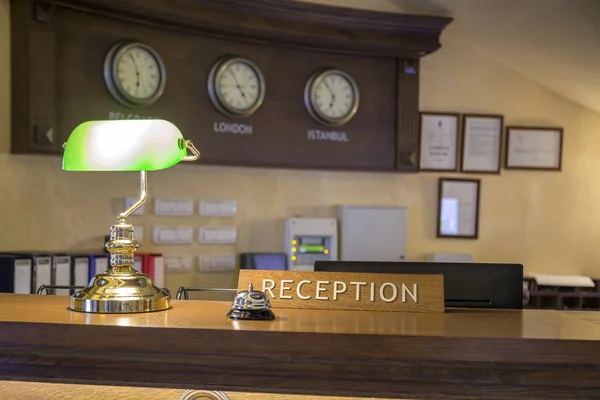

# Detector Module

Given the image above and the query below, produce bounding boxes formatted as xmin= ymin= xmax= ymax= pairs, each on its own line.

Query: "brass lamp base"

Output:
xmin=69 ymin=172 xmax=172 ymax=314
xmin=70 ymin=271 xmax=170 ymax=313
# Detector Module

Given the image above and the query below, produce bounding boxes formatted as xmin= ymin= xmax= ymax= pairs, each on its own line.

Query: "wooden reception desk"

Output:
xmin=0 ymin=294 xmax=599 ymax=400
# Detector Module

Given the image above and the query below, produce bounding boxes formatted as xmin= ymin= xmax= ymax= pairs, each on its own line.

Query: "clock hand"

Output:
xmin=323 ymin=80 xmax=336 ymax=108
xmin=228 ymin=70 xmax=249 ymax=104
xmin=129 ymin=53 xmax=141 ymax=90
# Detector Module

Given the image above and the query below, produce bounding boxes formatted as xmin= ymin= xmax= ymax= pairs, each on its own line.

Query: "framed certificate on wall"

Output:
xmin=505 ymin=127 xmax=563 ymax=170
xmin=419 ymin=112 xmax=459 ymax=171
xmin=461 ymin=114 xmax=503 ymax=174
xmin=437 ymin=178 xmax=481 ymax=239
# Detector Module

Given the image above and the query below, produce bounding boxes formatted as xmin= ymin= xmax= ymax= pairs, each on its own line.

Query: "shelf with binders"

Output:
xmin=0 ymin=251 xmax=164 ymax=297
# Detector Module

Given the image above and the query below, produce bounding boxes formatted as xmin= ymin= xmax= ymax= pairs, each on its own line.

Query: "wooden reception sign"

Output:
xmin=237 ymin=270 xmax=445 ymax=313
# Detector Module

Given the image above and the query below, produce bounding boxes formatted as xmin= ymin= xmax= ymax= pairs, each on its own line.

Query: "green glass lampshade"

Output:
xmin=62 ymin=119 xmax=188 ymax=171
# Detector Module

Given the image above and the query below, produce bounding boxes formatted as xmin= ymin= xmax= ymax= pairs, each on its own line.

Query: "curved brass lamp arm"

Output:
xmin=182 ymin=139 xmax=201 ymax=161
xmin=114 ymin=138 xmax=198 ymax=224
xmin=117 ymin=171 xmax=147 ymax=223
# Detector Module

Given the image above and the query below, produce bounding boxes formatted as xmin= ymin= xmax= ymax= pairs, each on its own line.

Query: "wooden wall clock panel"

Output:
xmin=58 ymin=9 xmax=398 ymax=171
xmin=11 ymin=0 xmax=452 ymax=173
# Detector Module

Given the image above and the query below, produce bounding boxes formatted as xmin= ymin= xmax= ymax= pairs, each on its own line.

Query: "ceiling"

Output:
xmin=296 ymin=0 xmax=600 ymax=114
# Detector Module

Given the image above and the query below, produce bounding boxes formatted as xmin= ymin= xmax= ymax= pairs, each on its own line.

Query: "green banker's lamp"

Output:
xmin=62 ymin=119 xmax=200 ymax=313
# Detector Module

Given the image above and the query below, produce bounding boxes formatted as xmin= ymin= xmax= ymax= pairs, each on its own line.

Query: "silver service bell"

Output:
xmin=227 ymin=283 xmax=275 ymax=321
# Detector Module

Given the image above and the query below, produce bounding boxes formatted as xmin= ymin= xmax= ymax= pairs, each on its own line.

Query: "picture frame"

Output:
xmin=437 ymin=177 xmax=481 ymax=239
xmin=461 ymin=114 xmax=503 ymax=174
xmin=505 ymin=127 xmax=563 ymax=171
xmin=418 ymin=112 xmax=460 ymax=172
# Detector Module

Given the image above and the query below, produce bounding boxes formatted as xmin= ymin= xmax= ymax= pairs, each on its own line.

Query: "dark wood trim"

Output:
xmin=460 ymin=114 xmax=504 ymax=174
xmin=436 ymin=177 xmax=481 ymax=239
xmin=43 ymin=0 xmax=453 ymax=58
xmin=10 ymin=1 xmax=60 ymax=154
xmin=505 ymin=126 xmax=564 ymax=171
xmin=4 ymin=321 xmax=600 ymax=400
xmin=418 ymin=112 xmax=460 ymax=172
xmin=199 ymin=158 xmax=401 ymax=173
xmin=395 ymin=60 xmax=420 ymax=172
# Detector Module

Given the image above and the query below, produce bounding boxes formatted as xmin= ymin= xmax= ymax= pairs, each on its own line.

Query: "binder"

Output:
xmin=70 ymin=255 xmax=90 ymax=291
xmin=0 ymin=252 xmax=52 ymax=293
xmin=134 ymin=255 xmax=143 ymax=273
xmin=52 ymin=255 xmax=72 ymax=295
xmin=0 ymin=255 xmax=33 ymax=294
xmin=139 ymin=253 xmax=165 ymax=289
xmin=31 ymin=254 xmax=52 ymax=294
xmin=89 ymin=254 xmax=109 ymax=277
xmin=56 ymin=253 xmax=91 ymax=290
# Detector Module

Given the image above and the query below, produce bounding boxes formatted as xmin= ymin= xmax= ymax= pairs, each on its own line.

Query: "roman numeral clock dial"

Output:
xmin=208 ymin=57 xmax=266 ymax=118
xmin=104 ymin=41 xmax=166 ymax=108
xmin=304 ymin=69 xmax=360 ymax=127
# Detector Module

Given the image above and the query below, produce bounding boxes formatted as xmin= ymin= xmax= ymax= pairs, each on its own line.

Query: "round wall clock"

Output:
xmin=103 ymin=41 xmax=167 ymax=108
xmin=304 ymin=69 xmax=360 ymax=127
xmin=207 ymin=56 xmax=266 ymax=118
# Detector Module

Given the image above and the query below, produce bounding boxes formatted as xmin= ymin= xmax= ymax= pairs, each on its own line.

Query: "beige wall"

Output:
xmin=2 ymin=0 xmax=600 ymax=294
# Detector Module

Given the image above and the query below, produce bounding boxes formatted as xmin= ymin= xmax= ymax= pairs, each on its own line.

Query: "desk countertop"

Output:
xmin=0 ymin=294 xmax=599 ymax=400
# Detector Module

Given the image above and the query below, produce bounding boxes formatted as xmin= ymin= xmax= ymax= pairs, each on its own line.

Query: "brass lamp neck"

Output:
xmin=107 ymin=170 xmax=147 ymax=274
xmin=105 ymin=223 xmax=138 ymax=274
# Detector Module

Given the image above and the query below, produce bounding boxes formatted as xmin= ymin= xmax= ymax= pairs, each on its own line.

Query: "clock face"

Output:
xmin=208 ymin=57 xmax=265 ymax=118
xmin=104 ymin=42 xmax=166 ymax=108
xmin=305 ymin=69 xmax=359 ymax=126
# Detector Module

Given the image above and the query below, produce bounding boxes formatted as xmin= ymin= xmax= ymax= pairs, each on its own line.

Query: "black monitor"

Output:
xmin=314 ymin=261 xmax=523 ymax=309
xmin=239 ymin=253 xmax=288 ymax=271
